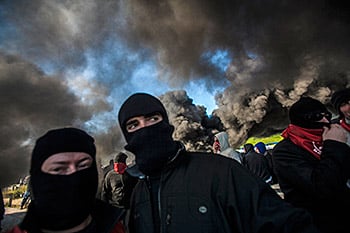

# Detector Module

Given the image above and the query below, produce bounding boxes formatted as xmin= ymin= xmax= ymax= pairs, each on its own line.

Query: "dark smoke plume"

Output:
xmin=160 ymin=90 xmax=223 ymax=152
xmin=0 ymin=52 xmax=108 ymax=187
xmin=122 ymin=0 xmax=350 ymax=146
xmin=1 ymin=0 xmax=350 ymax=185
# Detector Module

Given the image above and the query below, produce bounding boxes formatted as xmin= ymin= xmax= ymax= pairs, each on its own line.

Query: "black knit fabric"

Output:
xmin=114 ymin=152 xmax=127 ymax=163
xmin=31 ymin=127 xmax=96 ymax=175
xmin=289 ymin=97 xmax=329 ymax=129
xmin=331 ymin=88 xmax=350 ymax=117
xmin=118 ymin=93 xmax=169 ymax=142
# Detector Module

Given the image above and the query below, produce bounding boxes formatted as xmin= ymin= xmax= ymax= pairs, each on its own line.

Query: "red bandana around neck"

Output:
xmin=340 ymin=119 xmax=350 ymax=132
xmin=282 ymin=124 xmax=323 ymax=160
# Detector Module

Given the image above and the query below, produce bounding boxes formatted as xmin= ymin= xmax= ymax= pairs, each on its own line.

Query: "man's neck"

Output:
xmin=41 ymin=215 xmax=92 ymax=233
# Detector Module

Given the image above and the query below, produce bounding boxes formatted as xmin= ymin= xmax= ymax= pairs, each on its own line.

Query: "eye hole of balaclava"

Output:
xmin=118 ymin=93 xmax=169 ymax=142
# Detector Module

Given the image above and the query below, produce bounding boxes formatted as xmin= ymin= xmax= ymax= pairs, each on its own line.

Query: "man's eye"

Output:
xmin=147 ymin=114 xmax=162 ymax=122
xmin=50 ymin=167 xmax=67 ymax=174
xmin=77 ymin=161 xmax=91 ymax=170
xmin=149 ymin=116 xmax=160 ymax=121
xmin=126 ymin=122 xmax=138 ymax=130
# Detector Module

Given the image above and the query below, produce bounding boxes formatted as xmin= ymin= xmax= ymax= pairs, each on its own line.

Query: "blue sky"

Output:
xmin=0 ymin=8 xmax=230 ymax=135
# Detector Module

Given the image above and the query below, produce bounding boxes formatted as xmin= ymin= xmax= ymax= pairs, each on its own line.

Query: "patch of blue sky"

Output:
xmin=83 ymin=57 xmax=171 ymax=134
xmin=84 ymin=111 xmax=117 ymax=134
xmin=0 ymin=17 xmax=19 ymax=51
xmin=202 ymin=49 xmax=231 ymax=72
xmin=130 ymin=61 xmax=171 ymax=95
xmin=185 ymin=80 xmax=225 ymax=115
xmin=247 ymin=51 xmax=258 ymax=59
xmin=85 ymin=39 xmax=152 ymax=86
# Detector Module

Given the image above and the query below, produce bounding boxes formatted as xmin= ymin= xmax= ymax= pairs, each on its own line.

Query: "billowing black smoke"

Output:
xmin=0 ymin=53 xmax=110 ymax=187
xmin=159 ymin=90 xmax=224 ymax=152
xmin=1 ymin=0 xmax=350 ymax=186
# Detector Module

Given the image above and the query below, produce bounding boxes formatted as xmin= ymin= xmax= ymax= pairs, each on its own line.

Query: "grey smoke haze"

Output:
xmin=0 ymin=52 xmax=104 ymax=186
xmin=1 ymin=0 xmax=350 ymax=186
xmin=160 ymin=90 xmax=224 ymax=152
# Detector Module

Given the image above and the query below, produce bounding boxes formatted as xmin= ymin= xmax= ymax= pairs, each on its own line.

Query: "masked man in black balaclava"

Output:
xmin=6 ymin=127 xmax=125 ymax=233
xmin=118 ymin=93 xmax=178 ymax=176
xmin=272 ymin=97 xmax=350 ymax=233
xmin=118 ymin=92 xmax=320 ymax=233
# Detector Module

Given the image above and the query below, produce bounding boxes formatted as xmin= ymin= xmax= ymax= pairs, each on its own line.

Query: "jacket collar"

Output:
xmin=126 ymin=141 xmax=186 ymax=179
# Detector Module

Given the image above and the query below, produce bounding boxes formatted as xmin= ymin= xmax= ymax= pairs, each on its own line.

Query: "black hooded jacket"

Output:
xmin=127 ymin=145 xmax=319 ymax=233
xmin=272 ymin=138 xmax=350 ymax=233
xmin=242 ymin=150 xmax=273 ymax=184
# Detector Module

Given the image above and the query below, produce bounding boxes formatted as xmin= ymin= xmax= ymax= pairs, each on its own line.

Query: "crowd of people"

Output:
xmin=2 ymin=88 xmax=350 ymax=233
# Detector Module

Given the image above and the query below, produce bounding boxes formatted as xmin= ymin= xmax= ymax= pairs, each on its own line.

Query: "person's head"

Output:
xmin=213 ymin=136 xmax=219 ymax=143
xmin=214 ymin=132 xmax=230 ymax=151
xmin=114 ymin=152 xmax=128 ymax=174
xmin=289 ymin=97 xmax=331 ymax=129
xmin=213 ymin=136 xmax=220 ymax=153
xmin=331 ymin=88 xmax=350 ymax=119
xmin=118 ymin=93 xmax=178 ymax=175
xmin=29 ymin=127 xmax=97 ymax=231
xmin=243 ymin=143 xmax=254 ymax=153
xmin=254 ymin=142 xmax=266 ymax=154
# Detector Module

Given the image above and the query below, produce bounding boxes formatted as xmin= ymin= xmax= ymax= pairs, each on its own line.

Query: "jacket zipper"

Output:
xmin=158 ymin=173 xmax=163 ymax=233
xmin=146 ymin=175 xmax=163 ymax=233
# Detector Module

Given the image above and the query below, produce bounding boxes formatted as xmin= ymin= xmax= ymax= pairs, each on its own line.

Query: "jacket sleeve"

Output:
xmin=273 ymin=139 xmax=350 ymax=198
xmin=101 ymin=173 xmax=110 ymax=202
xmin=225 ymin=164 xmax=319 ymax=233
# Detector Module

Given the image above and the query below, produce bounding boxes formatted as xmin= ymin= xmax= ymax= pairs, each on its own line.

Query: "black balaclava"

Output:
xmin=118 ymin=93 xmax=178 ymax=176
xmin=243 ymin=143 xmax=254 ymax=153
xmin=289 ymin=97 xmax=331 ymax=129
xmin=26 ymin=127 xmax=98 ymax=231
xmin=114 ymin=152 xmax=127 ymax=163
xmin=331 ymin=88 xmax=350 ymax=118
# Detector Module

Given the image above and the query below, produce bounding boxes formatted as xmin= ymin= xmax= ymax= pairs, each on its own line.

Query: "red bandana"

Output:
xmin=340 ymin=119 xmax=350 ymax=132
xmin=282 ymin=124 xmax=323 ymax=160
xmin=114 ymin=162 xmax=127 ymax=174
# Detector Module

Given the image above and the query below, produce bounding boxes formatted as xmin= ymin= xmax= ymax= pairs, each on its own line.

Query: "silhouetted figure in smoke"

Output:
xmin=241 ymin=142 xmax=273 ymax=184
xmin=102 ymin=159 xmax=115 ymax=178
xmin=5 ymin=127 xmax=125 ymax=233
xmin=101 ymin=152 xmax=138 ymax=209
xmin=213 ymin=131 xmax=241 ymax=163
xmin=272 ymin=97 xmax=350 ymax=233
xmin=118 ymin=92 xmax=319 ymax=233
